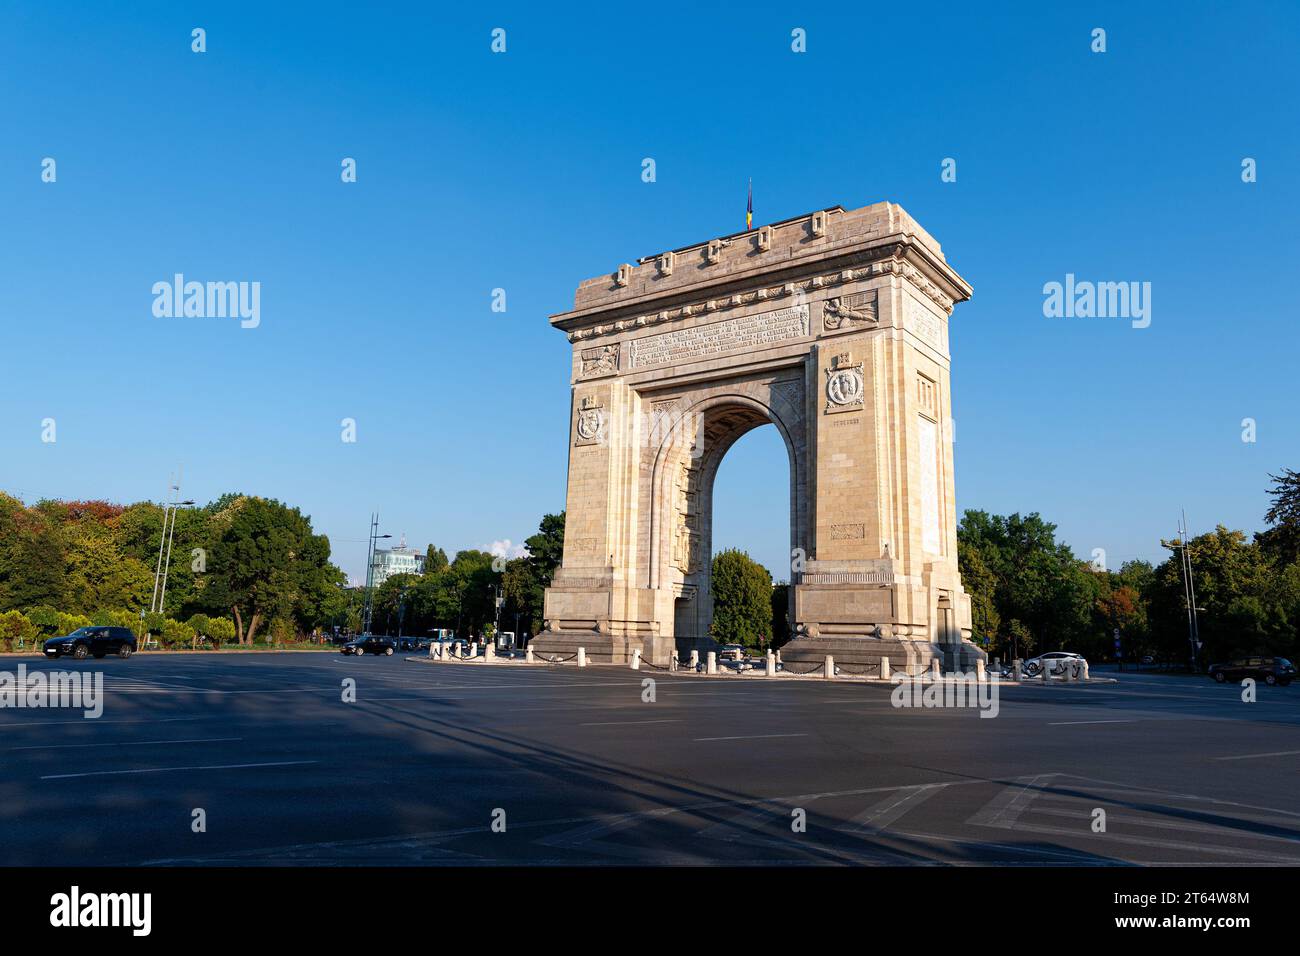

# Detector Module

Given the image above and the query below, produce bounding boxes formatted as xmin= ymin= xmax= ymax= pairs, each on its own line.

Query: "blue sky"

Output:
xmin=2 ymin=2 xmax=1296 ymax=583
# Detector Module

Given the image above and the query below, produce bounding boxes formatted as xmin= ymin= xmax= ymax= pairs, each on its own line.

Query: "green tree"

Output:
xmin=203 ymin=496 xmax=339 ymax=644
xmin=710 ymin=549 xmax=773 ymax=650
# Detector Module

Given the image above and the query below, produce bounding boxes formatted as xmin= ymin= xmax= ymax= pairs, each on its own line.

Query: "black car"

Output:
xmin=342 ymin=636 xmax=395 ymax=657
xmin=44 ymin=626 xmax=136 ymax=660
xmin=1208 ymin=657 xmax=1295 ymax=686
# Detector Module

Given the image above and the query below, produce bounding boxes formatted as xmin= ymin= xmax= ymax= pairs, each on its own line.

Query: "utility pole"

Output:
xmin=1176 ymin=511 xmax=1202 ymax=671
xmin=361 ymin=513 xmax=391 ymax=637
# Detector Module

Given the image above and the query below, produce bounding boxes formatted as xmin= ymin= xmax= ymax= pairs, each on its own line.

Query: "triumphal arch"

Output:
xmin=532 ymin=202 xmax=986 ymax=674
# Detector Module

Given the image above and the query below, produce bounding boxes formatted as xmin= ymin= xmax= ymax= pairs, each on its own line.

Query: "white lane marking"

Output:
xmin=693 ymin=732 xmax=808 ymax=742
xmin=8 ymin=736 xmax=242 ymax=752
xmin=0 ymin=715 xmax=214 ymax=728
xmin=1214 ymin=749 xmax=1300 ymax=761
xmin=579 ymin=718 xmax=681 ymax=727
xmin=838 ymin=784 xmax=949 ymax=834
xmin=41 ymin=760 xmax=317 ymax=780
xmin=1048 ymin=719 xmax=1138 ymax=726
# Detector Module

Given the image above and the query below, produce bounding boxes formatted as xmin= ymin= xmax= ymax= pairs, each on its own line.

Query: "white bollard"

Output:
xmin=824 ymin=655 xmax=835 ymax=679
xmin=706 ymin=651 xmax=717 ymax=675
xmin=526 ymin=646 xmax=534 ymax=663
xmin=671 ymin=650 xmax=679 ymax=672
xmin=880 ymin=656 xmax=891 ymax=681
xmin=484 ymin=642 xmax=496 ymax=662
xmin=765 ymin=651 xmax=775 ymax=677
xmin=689 ymin=650 xmax=699 ymax=670
xmin=577 ymin=647 xmax=587 ymax=667
xmin=1081 ymin=660 xmax=1090 ymax=681
xmin=1041 ymin=661 xmax=1050 ymax=682
xmin=930 ymin=658 xmax=942 ymax=681
xmin=631 ymin=648 xmax=641 ymax=670
xmin=1011 ymin=658 xmax=1021 ymax=682
xmin=976 ymin=659 xmax=987 ymax=682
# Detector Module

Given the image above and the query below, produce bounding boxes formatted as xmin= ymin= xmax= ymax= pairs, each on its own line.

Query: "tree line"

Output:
xmin=710 ymin=470 xmax=1300 ymax=667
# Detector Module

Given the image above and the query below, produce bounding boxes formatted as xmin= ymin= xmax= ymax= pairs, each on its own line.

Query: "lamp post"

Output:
xmin=361 ymin=513 xmax=391 ymax=637
xmin=156 ymin=499 xmax=195 ymax=616
xmin=1173 ymin=511 xmax=1202 ymax=671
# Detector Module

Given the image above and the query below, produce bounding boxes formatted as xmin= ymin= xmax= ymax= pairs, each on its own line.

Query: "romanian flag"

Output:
xmin=746 ymin=179 xmax=753 ymax=231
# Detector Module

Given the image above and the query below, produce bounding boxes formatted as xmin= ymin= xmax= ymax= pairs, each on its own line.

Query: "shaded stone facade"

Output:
xmin=532 ymin=202 xmax=986 ymax=673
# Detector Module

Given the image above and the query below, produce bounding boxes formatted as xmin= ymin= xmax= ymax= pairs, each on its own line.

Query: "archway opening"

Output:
xmin=707 ymin=423 xmax=792 ymax=655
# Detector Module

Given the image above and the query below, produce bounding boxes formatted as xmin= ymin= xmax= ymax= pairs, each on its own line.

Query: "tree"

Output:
xmin=710 ymin=549 xmax=773 ymax=649
xmin=203 ymin=496 xmax=338 ymax=644
xmin=1260 ymin=468 xmax=1300 ymax=564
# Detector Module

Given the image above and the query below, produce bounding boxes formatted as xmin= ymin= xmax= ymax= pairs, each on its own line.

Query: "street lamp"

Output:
xmin=152 ymin=496 xmax=195 ymax=616
xmin=361 ymin=512 xmax=391 ymax=637
xmin=1172 ymin=511 xmax=1202 ymax=671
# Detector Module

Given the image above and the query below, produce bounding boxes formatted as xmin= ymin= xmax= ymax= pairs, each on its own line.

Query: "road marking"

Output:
xmin=1214 ymin=749 xmax=1300 ymax=761
xmin=40 ymin=760 xmax=317 ymax=780
xmin=967 ymin=773 xmax=1059 ymax=829
xmin=693 ymin=732 xmax=808 ymax=742
xmin=9 ymin=736 xmax=242 ymax=752
xmin=580 ymin=718 xmax=681 ymax=726
xmin=838 ymin=784 xmax=948 ymax=834
xmin=1048 ymin=719 xmax=1138 ymax=726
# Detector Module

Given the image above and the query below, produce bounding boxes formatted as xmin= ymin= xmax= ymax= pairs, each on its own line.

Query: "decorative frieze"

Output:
xmin=823 ymin=289 xmax=879 ymax=331
xmin=628 ymin=304 xmax=809 ymax=369
xmin=580 ymin=343 xmax=619 ymax=378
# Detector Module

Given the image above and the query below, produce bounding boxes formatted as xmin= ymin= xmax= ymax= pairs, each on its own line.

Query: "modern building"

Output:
xmin=371 ymin=534 xmax=426 ymax=587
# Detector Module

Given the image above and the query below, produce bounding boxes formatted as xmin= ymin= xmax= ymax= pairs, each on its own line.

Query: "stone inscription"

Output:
xmin=629 ymin=304 xmax=809 ymax=369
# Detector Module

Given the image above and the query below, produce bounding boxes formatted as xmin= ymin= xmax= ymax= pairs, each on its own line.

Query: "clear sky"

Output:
xmin=2 ymin=2 xmax=1296 ymax=583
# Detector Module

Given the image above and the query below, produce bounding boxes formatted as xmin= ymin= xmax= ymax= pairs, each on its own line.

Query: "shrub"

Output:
xmin=160 ymin=618 xmax=196 ymax=649
xmin=25 ymin=605 xmax=61 ymax=635
xmin=0 ymin=611 xmax=38 ymax=651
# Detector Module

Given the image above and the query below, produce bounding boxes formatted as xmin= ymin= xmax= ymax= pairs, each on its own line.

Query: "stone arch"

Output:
xmin=644 ymin=379 xmax=807 ymax=654
xmin=535 ymin=202 xmax=986 ymax=673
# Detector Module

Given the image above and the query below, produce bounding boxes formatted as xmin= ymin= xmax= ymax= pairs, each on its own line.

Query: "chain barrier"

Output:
xmin=781 ymin=661 xmax=825 ymax=676
xmin=636 ymin=656 xmax=671 ymax=671
xmin=536 ymin=652 xmax=579 ymax=664
xmin=833 ymin=662 xmax=882 ymax=676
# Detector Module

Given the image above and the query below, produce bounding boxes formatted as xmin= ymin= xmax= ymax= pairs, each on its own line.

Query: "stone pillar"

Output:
xmin=689 ymin=650 xmax=699 ymax=670
xmin=706 ymin=651 xmax=717 ymax=675
xmin=1011 ymin=659 xmax=1021 ymax=682
xmin=484 ymin=642 xmax=496 ymax=662
xmin=577 ymin=647 xmax=587 ymax=667
xmin=1040 ymin=661 xmax=1050 ymax=682
xmin=825 ymin=655 xmax=835 ymax=679
xmin=526 ymin=646 xmax=534 ymax=663
xmin=671 ymin=650 xmax=679 ymax=672
xmin=930 ymin=658 xmax=942 ymax=681
xmin=1081 ymin=660 xmax=1090 ymax=681
xmin=976 ymin=659 xmax=986 ymax=682
xmin=631 ymin=648 xmax=641 ymax=670
xmin=880 ymin=656 xmax=891 ymax=680
xmin=765 ymin=651 xmax=775 ymax=676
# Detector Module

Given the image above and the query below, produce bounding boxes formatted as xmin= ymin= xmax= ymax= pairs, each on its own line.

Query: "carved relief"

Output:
xmin=828 ymin=523 xmax=865 ymax=540
xmin=671 ymin=458 xmax=701 ymax=574
xmin=822 ymin=289 xmax=878 ymax=331
xmin=580 ymin=343 xmax=619 ymax=377
xmin=574 ymin=396 xmax=605 ymax=445
xmin=824 ymin=351 xmax=864 ymax=413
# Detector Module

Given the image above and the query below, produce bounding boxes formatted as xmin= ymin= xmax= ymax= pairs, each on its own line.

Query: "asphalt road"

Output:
xmin=1 ymin=652 xmax=1297 ymax=866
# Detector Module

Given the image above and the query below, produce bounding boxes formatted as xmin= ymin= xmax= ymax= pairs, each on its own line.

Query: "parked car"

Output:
xmin=342 ymin=636 xmax=395 ymax=657
xmin=717 ymin=644 xmax=746 ymax=662
xmin=1208 ymin=657 xmax=1294 ymax=686
xmin=1023 ymin=651 xmax=1085 ymax=676
xmin=44 ymin=626 xmax=136 ymax=660
xmin=395 ymin=636 xmax=423 ymax=652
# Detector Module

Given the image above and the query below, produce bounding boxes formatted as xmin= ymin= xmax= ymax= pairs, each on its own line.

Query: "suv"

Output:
xmin=1209 ymin=657 xmax=1294 ymax=686
xmin=44 ymin=626 xmax=136 ymax=660
xmin=342 ymin=636 xmax=395 ymax=657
